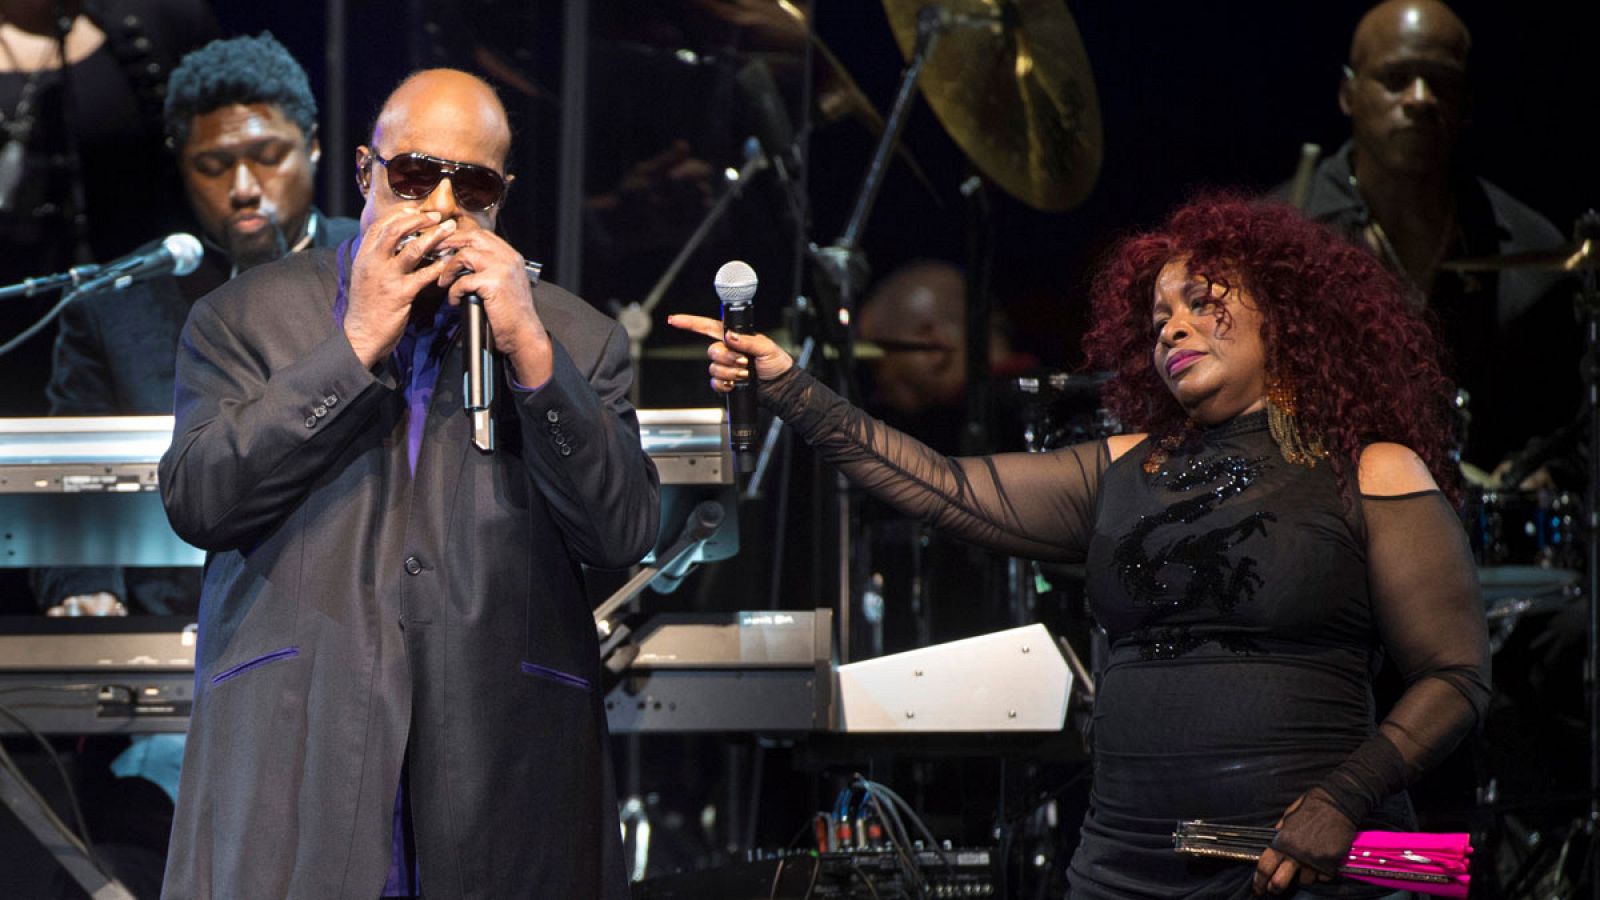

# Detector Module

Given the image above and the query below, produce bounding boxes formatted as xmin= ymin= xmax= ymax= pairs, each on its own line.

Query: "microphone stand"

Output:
xmin=616 ymin=138 xmax=774 ymax=406
xmin=592 ymin=499 xmax=728 ymax=638
xmin=590 ymin=498 xmax=724 ymax=885
xmin=0 ymin=265 xmax=101 ymax=300
xmin=804 ymin=3 xmax=995 ymax=662
xmin=0 ymin=283 xmax=86 ymax=360
xmin=0 ymin=754 xmax=135 ymax=900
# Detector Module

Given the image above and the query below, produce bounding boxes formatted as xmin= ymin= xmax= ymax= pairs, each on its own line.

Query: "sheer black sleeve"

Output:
xmin=1320 ymin=490 xmax=1491 ymax=821
xmin=761 ymin=367 xmax=1109 ymax=562
xmin=1273 ymin=489 xmax=1491 ymax=872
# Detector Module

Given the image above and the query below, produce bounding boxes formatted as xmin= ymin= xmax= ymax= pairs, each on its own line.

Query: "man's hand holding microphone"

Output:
xmin=344 ymin=205 xmax=552 ymax=389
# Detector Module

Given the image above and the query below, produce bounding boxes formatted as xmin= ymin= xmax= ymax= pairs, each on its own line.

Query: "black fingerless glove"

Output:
xmin=1270 ymin=788 xmax=1358 ymax=876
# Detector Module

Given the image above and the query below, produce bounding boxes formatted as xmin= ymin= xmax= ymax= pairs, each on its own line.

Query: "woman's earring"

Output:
xmin=1266 ymin=372 xmax=1327 ymax=467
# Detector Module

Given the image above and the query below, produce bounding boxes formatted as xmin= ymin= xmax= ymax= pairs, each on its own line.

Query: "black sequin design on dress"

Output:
xmin=1112 ymin=450 xmax=1274 ymax=657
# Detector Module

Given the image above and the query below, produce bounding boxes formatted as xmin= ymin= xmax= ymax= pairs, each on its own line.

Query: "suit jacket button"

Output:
xmin=314 ymin=405 xmax=328 ymax=417
xmin=324 ymin=394 xmax=338 ymax=407
xmin=558 ymin=444 xmax=572 ymax=457
xmin=404 ymin=556 xmax=423 ymax=575
xmin=546 ymin=409 xmax=560 ymax=423
xmin=304 ymin=416 xmax=317 ymax=429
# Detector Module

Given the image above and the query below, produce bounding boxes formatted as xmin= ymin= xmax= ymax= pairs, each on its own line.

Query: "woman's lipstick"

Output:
xmin=1166 ymin=350 xmax=1202 ymax=376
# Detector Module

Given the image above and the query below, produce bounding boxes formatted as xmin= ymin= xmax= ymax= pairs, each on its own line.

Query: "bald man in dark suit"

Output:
xmin=159 ymin=69 xmax=657 ymax=899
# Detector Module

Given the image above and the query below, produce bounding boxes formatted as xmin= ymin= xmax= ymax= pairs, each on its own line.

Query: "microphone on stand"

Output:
xmin=715 ymin=260 xmax=759 ymax=475
xmin=734 ymin=58 xmax=800 ymax=185
xmin=0 ymin=233 xmax=204 ymax=300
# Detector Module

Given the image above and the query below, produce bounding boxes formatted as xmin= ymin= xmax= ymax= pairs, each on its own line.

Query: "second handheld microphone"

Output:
xmin=714 ymin=260 xmax=759 ymax=475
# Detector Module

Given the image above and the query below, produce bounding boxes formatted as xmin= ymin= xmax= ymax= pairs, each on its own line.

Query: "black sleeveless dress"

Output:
xmin=762 ymin=367 xmax=1490 ymax=900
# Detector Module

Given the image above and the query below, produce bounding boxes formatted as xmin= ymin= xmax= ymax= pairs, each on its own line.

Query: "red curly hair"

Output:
xmin=1083 ymin=194 xmax=1460 ymax=504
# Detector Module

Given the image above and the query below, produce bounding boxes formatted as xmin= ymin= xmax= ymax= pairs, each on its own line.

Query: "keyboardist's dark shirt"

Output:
xmin=31 ymin=213 xmax=357 ymax=614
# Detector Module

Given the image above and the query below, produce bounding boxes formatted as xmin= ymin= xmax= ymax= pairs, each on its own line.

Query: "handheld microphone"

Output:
xmin=463 ymin=262 xmax=542 ymax=453
xmin=393 ymin=233 xmax=495 ymax=451
xmin=394 ymin=231 xmax=544 ymax=453
xmin=1 ymin=233 xmax=203 ymax=300
xmin=714 ymin=260 xmax=759 ymax=475
xmin=464 ymin=291 xmax=494 ymax=452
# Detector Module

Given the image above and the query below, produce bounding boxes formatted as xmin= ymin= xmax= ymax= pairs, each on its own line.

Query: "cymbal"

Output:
xmin=880 ymin=0 xmax=1103 ymax=210
xmin=1441 ymin=238 xmax=1596 ymax=273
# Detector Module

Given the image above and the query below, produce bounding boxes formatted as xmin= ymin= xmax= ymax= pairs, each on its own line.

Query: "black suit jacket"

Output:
xmin=157 ymin=244 xmax=657 ymax=899
xmin=33 ymin=214 xmax=358 ymax=612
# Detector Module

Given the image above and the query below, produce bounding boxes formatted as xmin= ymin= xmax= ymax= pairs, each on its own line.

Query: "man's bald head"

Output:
xmin=1350 ymin=0 xmax=1470 ymax=71
xmin=372 ymin=69 xmax=512 ymax=169
xmin=358 ymin=68 xmax=514 ymax=231
xmin=862 ymin=261 xmax=967 ymax=337
xmin=1340 ymin=0 xmax=1471 ymax=177
xmin=860 ymin=261 xmax=968 ymax=416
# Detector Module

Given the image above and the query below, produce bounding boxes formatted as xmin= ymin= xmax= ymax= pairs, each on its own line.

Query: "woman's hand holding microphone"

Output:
xmin=666 ymin=314 xmax=795 ymax=391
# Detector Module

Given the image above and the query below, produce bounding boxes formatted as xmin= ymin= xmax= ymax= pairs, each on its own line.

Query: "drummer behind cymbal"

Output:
xmin=858 ymin=259 xmax=1037 ymax=454
xmin=1280 ymin=0 xmax=1577 ymax=483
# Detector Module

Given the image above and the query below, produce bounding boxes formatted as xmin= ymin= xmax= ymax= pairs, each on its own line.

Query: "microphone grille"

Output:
xmin=163 ymin=233 xmax=205 ymax=277
xmin=713 ymin=260 xmax=758 ymax=307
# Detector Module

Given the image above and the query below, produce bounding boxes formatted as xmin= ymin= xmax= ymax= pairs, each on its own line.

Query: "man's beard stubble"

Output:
xmin=228 ymin=221 xmax=290 ymax=273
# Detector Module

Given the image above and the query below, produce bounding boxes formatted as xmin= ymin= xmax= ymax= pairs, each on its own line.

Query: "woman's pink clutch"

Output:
xmin=1173 ymin=820 xmax=1472 ymax=898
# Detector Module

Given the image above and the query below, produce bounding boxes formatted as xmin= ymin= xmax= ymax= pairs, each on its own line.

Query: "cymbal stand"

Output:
xmin=616 ymin=138 xmax=774 ymax=405
xmin=807 ymin=4 xmax=998 ymax=661
xmin=811 ymin=4 xmax=996 ymax=318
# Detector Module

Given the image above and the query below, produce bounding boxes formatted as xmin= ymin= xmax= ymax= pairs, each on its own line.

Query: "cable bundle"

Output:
xmin=810 ymin=775 xmax=952 ymax=899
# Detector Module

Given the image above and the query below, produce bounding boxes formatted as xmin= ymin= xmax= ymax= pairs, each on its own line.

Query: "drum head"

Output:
xmin=1478 ymin=564 xmax=1579 ymax=610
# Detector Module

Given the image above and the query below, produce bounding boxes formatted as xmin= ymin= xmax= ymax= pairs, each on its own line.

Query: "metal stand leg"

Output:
xmin=0 ymin=760 xmax=134 ymax=900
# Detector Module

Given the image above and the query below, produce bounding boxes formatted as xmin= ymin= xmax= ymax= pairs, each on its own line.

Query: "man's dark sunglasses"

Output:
xmin=371 ymin=151 xmax=508 ymax=212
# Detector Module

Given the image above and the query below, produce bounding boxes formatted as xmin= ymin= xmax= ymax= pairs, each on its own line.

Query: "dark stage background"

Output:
xmin=2 ymin=1 xmax=1597 ymax=894
xmin=208 ymin=0 xmax=1600 ymax=373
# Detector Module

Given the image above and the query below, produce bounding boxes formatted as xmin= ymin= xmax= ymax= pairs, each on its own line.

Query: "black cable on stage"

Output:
xmin=0 ymin=285 xmax=80 ymax=358
xmin=766 ymin=854 xmax=788 ymax=900
xmin=858 ymin=776 xmax=950 ymax=870
xmin=865 ymin=792 xmax=926 ymax=900
xmin=0 ymin=699 xmax=100 ymax=853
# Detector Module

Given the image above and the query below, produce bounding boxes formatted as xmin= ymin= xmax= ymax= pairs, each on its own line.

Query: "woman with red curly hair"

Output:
xmin=670 ymin=195 xmax=1489 ymax=899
